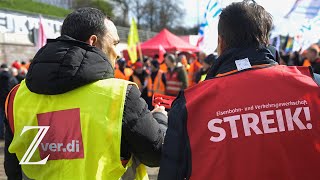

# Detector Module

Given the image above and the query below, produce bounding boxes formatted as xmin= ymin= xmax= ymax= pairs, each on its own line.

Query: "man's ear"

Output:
xmin=86 ymin=35 xmax=98 ymax=46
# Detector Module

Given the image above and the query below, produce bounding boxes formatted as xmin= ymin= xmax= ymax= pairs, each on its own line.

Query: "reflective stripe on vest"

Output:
xmin=200 ymin=74 xmax=207 ymax=82
xmin=303 ymin=59 xmax=311 ymax=67
xmin=147 ymin=70 xmax=165 ymax=97
xmin=132 ymin=75 xmax=143 ymax=90
xmin=166 ymin=71 xmax=183 ymax=96
xmin=160 ymin=63 xmax=167 ymax=73
xmin=5 ymin=84 xmax=20 ymax=133
xmin=188 ymin=60 xmax=202 ymax=87
xmin=8 ymin=79 xmax=148 ymax=180
xmin=184 ymin=65 xmax=320 ymax=180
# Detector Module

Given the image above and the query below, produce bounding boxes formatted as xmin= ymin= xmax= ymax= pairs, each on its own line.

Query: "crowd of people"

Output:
xmin=279 ymin=44 xmax=320 ymax=74
xmin=0 ymin=60 xmax=30 ymax=139
xmin=114 ymin=52 xmax=217 ymax=109
xmin=112 ymin=43 xmax=320 ymax=110
xmin=0 ymin=1 xmax=320 ymax=179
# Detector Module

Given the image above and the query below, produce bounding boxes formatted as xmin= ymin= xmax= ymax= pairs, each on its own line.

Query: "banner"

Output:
xmin=292 ymin=14 xmax=320 ymax=51
xmin=285 ymin=0 xmax=320 ymax=20
xmin=197 ymin=0 xmax=222 ymax=55
xmin=128 ymin=18 xmax=140 ymax=63
xmin=37 ymin=15 xmax=47 ymax=50
xmin=158 ymin=44 xmax=166 ymax=63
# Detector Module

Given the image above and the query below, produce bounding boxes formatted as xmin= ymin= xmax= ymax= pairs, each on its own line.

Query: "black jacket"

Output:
xmin=0 ymin=70 xmax=18 ymax=110
xmin=129 ymin=70 xmax=149 ymax=98
xmin=4 ymin=35 xmax=167 ymax=180
xmin=158 ymin=47 xmax=320 ymax=180
xmin=194 ymin=68 xmax=207 ymax=83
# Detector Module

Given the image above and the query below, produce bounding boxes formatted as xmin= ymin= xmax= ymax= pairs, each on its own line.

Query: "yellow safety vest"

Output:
xmin=200 ymin=74 xmax=207 ymax=82
xmin=9 ymin=79 xmax=148 ymax=180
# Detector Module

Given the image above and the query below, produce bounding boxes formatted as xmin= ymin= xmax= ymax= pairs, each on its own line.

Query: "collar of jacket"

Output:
xmin=26 ymin=35 xmax=114 ymax=95
xmin=206 ymin=46 xmax=278 ymax=79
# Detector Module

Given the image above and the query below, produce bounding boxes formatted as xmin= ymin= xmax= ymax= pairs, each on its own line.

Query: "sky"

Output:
xmin=183 ymin=0 xmax=298 ymax=31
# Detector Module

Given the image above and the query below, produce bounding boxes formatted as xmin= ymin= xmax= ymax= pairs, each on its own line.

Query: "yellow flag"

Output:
xmin=128 ymin=18 xmax=140 ymax=63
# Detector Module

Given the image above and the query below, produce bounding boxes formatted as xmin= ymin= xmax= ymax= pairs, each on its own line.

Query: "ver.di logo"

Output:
xmin=19 ymin=108 xmax=84 ymax=165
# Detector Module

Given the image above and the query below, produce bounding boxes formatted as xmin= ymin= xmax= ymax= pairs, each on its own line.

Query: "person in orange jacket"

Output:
xmin=179 ymin=54 xmax=190 ymax=72
xmin=306 ymin=45 xmax=320 ymax=74
xmin=20 ymin=61 xmax=28 ymax=76
xmin=146 ymin=60 xmax=166 ymax=110
xmin=114 ymin=58 xmax=133 ymax=80
xmin=158 ymin=53 xmax=168 ymax=73
xmin=188 ymin=53 xmax=203 ymax=87
xmin=129 ymin=61 xmax=149 ymax=97
xmin=195 ymin=54 xmax=217 ymax=83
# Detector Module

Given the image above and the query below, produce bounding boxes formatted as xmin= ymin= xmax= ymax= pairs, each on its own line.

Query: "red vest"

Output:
xmin=166 ymin=70 xmax=182 ymax=96
xmin=184 ymin=65 xmax=320 ymax=180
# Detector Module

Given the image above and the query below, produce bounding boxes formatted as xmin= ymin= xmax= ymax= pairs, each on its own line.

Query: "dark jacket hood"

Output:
xmin=206 ymin=46 xmax=279 ymax=79
xmin=26 ymin=35 xmax=114 ymax=95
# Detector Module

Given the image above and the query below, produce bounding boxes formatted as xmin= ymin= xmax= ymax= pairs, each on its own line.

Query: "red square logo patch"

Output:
xmin=37 ymin=108 xmax=84 ymax=160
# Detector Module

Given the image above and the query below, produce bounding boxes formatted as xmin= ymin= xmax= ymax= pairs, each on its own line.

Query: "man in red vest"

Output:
xmin=159 ymin=1 xmax=320 ymax=180
xmin=165 ymin=54 xmax=188 ymax=97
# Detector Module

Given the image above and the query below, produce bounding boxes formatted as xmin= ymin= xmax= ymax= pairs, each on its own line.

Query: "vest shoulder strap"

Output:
xmin=5 ymin=84 xmax=20 ymax=133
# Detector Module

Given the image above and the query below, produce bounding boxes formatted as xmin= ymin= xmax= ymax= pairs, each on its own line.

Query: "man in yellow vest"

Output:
xmin=195 ymin=54 xmax=217 ymax=83
xmin=4 ymin=8 xmax=167 ymax=180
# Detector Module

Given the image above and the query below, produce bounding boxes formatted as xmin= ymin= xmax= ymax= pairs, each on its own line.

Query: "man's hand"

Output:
xmin=151 ymin=105 xmax=168 ymax=117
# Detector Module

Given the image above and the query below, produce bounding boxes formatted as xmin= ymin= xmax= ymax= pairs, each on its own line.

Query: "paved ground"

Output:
xmin=0 ymin=140 xmax=158 ymax=180
xmin=147 ymin=167 xmax=159 ymax=180
xmin=0 ymin=140 xmax=6 ymax=180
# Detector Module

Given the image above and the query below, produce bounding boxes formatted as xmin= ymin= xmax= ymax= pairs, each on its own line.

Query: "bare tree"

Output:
xmin=142 ymin=0 xmax=158 ymax=31
xmin=131 ymin=0 xmax=145 ymax=28
xmin=111 ymin=0 xmax=185 ymax=31
xmin=157 ymin=0 xmax=184 ymax=31
xmin=111 ymin=0 xmax=131 ymax=26
xmin=136 ymin=0 xmax=185 ymax=31
xmin=71 ymin=0 xmax=114 ymax=17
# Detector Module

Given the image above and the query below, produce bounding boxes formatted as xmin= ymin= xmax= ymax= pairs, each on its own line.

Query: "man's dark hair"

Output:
xmin=153 ymin=54 xmax=159 ymax=59
xmin=61 ymin=7 xmax=107 ymax=42
xmin=218 ymin=0 xmax=273 ymax=50
xmin=166 ymin=54 xmax=176 ymax=64
xmin=0 ymin=63 xmax=8 ymax=69
xmin=204 ymin=54 xmax=217 ymax=65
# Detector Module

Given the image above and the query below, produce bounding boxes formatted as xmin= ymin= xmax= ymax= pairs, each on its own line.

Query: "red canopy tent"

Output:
xmin=123 ymin=28 xmax=199 ymax=61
